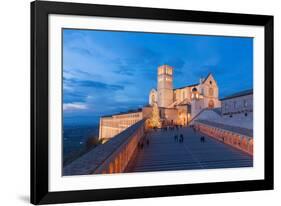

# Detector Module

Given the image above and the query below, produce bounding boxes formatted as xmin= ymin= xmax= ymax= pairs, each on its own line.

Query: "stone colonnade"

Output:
xmin=194 ymin=122 xmax=253 ymax=155
xmin=94 ymin=122 xmax=145 ymax=174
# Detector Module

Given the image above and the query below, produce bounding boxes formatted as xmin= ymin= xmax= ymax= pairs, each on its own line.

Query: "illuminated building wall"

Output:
xmin=99 ymin=107 xmax=153 ymax=142
xmin=99 ymin=111 xmax=143 ymax=142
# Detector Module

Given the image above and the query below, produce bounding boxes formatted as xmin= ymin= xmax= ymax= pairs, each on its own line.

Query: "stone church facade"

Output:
xmin=149 ymin=65 xmax=221 ymax=126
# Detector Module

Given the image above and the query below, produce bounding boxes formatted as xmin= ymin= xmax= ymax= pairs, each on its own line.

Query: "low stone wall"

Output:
xmin=64 ymin=120 xmax=145 ymax=175
xmin=194 ymin=120 xmax=253 ymax=156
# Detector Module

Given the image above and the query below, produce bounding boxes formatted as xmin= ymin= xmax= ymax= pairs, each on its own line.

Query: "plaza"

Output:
xmin=127 ymin=127 xmax=252 ymax=172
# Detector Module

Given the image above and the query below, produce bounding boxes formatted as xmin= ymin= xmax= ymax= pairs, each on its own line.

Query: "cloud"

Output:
xmin=63 ymin=102 xmax=88 ymax=111
xmin=64 ymin=77 xmax=124 ymax=90
xmin=111 ymin=47 xmax=163 ymax=78
xmin=114 ymin=64 xmax=135 ymax=76
xmin=63 ymin=92 xmax=87 ymax=104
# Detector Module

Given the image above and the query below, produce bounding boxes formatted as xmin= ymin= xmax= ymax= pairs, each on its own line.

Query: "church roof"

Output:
xmin=220 ymin=89 xmax=253 ymax=101
xmin=173 ymin=73 xmax=213 ymax=91
xmin=202 ymin=73 xmax=212 ymax=84
xmin=173 ymin=83 xmax=199 ymax=90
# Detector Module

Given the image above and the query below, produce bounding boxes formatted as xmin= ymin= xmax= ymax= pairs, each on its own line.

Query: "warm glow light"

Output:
xmin=166 ymin=77 xmax=172 ymax=81
xmin=166 ymin=68 xmax=173 ymax=75
xmin=158 ymin=67 xmax=164 ymax=75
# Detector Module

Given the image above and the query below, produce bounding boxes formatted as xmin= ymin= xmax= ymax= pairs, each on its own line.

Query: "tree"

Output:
xmin=146 ymin=103 xmax=161 ymax=128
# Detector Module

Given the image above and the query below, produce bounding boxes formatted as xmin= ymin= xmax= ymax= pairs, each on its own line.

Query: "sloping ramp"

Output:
xmin=127 ymin=127 xmax=252 ymax=173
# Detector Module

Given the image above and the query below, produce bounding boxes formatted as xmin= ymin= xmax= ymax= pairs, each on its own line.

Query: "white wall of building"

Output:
xmin=191 ymin=109 xmax=253 ymax=130
xmin=222 ymin=94 xmax=253 ymax=115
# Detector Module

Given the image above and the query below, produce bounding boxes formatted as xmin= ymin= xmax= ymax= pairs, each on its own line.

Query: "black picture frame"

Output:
xmin=31 ymin=0 xmax=274 ymax=204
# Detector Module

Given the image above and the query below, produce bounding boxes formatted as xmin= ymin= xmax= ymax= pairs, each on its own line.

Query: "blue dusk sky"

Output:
xmin=63 ymin=29 xmax=253 ymax=125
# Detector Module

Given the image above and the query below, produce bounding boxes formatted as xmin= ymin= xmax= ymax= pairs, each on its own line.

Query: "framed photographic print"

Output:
xmin=31 ymin=0 xmax=274 ymax=204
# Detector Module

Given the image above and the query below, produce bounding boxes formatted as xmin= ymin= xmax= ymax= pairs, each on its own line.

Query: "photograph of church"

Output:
xmin=62 ymin=29 xmax=253 ymax=176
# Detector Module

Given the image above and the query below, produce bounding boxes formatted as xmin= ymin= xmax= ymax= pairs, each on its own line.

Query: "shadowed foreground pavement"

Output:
xmin=127 ymin=127 xmax=253 ymax=173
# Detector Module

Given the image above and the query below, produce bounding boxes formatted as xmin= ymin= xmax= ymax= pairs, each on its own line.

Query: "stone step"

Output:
xmin=128 ymin=127 xmax=253 ymax=173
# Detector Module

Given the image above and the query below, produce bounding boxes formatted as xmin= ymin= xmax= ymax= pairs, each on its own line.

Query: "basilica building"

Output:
xmin=99 ymin=64 xmax=221 ymax=142
xmin=149 ymin=65 xmax=221 ymax=126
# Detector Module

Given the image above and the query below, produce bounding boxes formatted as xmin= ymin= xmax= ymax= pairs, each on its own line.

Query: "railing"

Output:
xmin=189 ymin=108 xmax=207 ymax=125
xmin=63 ymin=120 xmax=145 ymax=176
xmin=194 ymin=120 xmax=253 ymax=156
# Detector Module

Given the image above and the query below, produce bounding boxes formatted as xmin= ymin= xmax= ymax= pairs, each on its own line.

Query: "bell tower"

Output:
xmin=157 ymin=65 xmax=173 ymax=108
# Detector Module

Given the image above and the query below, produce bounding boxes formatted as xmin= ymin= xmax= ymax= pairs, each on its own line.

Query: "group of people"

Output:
xmin=200 ymin=136 xmax=205 ymax=143
xmin=157 ymin=124 xmax=184 ymax=132
xmin=174 ymin=134 xmax=184 ymax=143
xmin=190 ymin=125 xmax=206 ymax=143
xmin=149 ymin=124 xmax=208 ymax=148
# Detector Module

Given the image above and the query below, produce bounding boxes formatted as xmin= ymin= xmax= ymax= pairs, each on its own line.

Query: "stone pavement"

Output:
xmin=127 ymin=127 xmax=253 ymax=173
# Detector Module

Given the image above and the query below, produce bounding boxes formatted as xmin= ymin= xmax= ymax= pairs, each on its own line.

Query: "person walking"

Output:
xmin=174 ymin=135 xmax=178 ymax=142
xmin=179 ymin=134 xmax=183 ymax=143
xmin=200 ymin=136 xmax=205 ymax=143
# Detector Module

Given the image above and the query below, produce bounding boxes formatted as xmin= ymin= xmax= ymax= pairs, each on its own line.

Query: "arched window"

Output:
xmin=149 ymin=90 xmax=157 ymax=105
xmin=151 ymin=94 xmax=155 ymax=103
xmin=208 ymin=100 xmax=214 ymax=109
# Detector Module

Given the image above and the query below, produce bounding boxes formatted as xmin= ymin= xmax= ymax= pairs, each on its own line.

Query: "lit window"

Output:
xmin=158 ymin=68 xmax=164 ymax=75
xmin=166 ymin=68 xmax=173 ymax=75
xmin=166 ymin=77 xmax=172 ymax=82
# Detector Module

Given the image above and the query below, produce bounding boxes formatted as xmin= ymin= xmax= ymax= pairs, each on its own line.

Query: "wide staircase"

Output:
xmin=127 ymin=127 xmax=252 ymax=173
